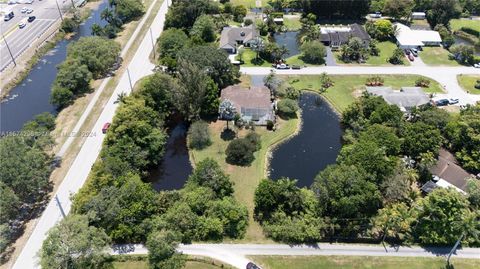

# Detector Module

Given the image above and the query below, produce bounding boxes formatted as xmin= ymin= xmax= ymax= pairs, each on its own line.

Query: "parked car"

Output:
xmin=276 ymin=63 xmax=290 ymax=69
xmin=102 ymin=122 xmax=111 ymax=134
xmin=448 ymin=98 xmax=459 ymax=105
xmin=18 ymin=21 xmax=26 ymax=28
xmin=291 ymin=65 xmax=301 ymax=70
xmin=435 ymin=99 xmax=449 ymax=106
xmin=474 ymin=63 xmax=480 ymax=68
xmin=411 ymin=48 xmax=418 ymax=54
xmin=410 ymin=49 xmax=418 ymax=57
xmin=408 ymin=54 xmax=414 ymax=61
xmin=246 ymin=262 xmax=262 ymax=269
xmin=27 ymin=16 xmax=35 ymax=22
xmin=26 ymin=8 xmax=33 ymax=14
xmin=20 ymin=7 xmax=28 ymax=13
xmin=404 ymin=49 xmax=411 ymax=55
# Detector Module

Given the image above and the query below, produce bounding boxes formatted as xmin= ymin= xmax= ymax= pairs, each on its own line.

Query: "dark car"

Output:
xmin=404 ymin=49 xmax=411 ymax=55
xmin=435 ymin=99 xmax=449 ymax=106
xmin=291 ymin=65 xmax=301 ymax=70
xmin=408 ymin=54 xmax=414 ymax=61
xmin=246 ymin=262 xmax=262 ymax=269
xmin=27 ymin=16 xmax=35 ymax=22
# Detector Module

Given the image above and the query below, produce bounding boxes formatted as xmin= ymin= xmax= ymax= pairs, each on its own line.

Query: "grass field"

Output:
xmin=457 ymin=74 xmax=480 ymax=94
xmin=231 ymin=0 xmax=260 ymax=8
xmin=190 ymin=116 xmax=298 ymax=242
xmin=237 ymin=48 xmax=272 ymax=67
xmin=113 ymin=258 xmax=233 ymax=269
xmin=284 ymin=74 xmax=443 ymax=113
xmin=419 ymin=47 xmax=460 ymax=66
xmin=335 ymin=41 xmax=410 ymax=66
xmin=250 ymin=256 xmax=480 ymax=269
xmin=450 ymin=19 xmax=480 ymax=32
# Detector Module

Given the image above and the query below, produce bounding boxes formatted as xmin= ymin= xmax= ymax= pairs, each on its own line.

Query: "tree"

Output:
xmin=190 ymin=14 xmax=216 ymax=42
xmin=232 ymin=5 xmax=247 ymax=22
xmin=401 ymin=122 xmax=443 ymax=159
xmin=218 ymin=99 xmax=237 ymax=129
xmin=450 ymin=44 xmax=475 ymax=65
xmin=115 ymin=0 xmax=144 ymax=22
xmin=165 ymin=0 xmax=218 ymax=30
xmin=263 ymin=70 xmax=284 ymax=96
xmin=0 ymin=182 xmax=20 ymax=224
xmin=54 ymin=59 xmax=93 ymax=96
xmin=91 ymin=23 xmax=105 ymax=36
xmin=426 ymin=0 xmax=462 ymax=28
xmin=187 ymin=158 xmax=234 ymax=198
xmin=369 ymin=39 xmax=380 ymax=56
xmin=188 ymin=120 xmax=211 ymax=149
xmin=414 ymin=188 xmax=480 ymax=246
xmin=160 ymin=202 xmax=199 ymax=243
xmin=135 ymin=72 xmax=174 ymax=114
xmin=40 ymin=214 xmax=110 ymax=269
xmin=67 ymin=36 xmax=121 ymax=78
xmin=373 ymin=19 xmax=394 ymax=41
xmin=50 ymin=86 xmax=74 ymax=108
xmin=226 ymin=138 xmax=255 ymax=166
xmin=383 ymin=0 xmax=414 ymax=20
xmin=371 ymin=202 xmax=416 ymax=243
xmin=277 ymin=98 xmax=299 ymax=119
xmin=466 ymin=179 xmax=480 ymax=209
xmin=359 ymin=124 xmax=401 ymax=156
xmin=157 ymin=28 xmax=189 ymax=64
xmin=381 ymin=165 xmax=419 ymax=205
xmin=339 ymin=37 xmax=368 ymax=63
xmin=201 ymin=78 xmax=220 ymax=116
xmin=206 ymin=197 xmax=248 ymax=239
xmin=300 ymin=41 xmax=326 ymax=64
xmin=434 ymin=24 xmax=455 ymax=49
xmin=312 ymin=164 xmax=382 ymax=219
xmin=146 ymin=230 xmax=185 ymax=269
xmin=388 ymin=48 xmax=405 ymax=65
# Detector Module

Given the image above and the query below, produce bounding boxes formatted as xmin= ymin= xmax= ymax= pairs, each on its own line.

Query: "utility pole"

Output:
xmin=446 ymin=233 xmax=464 ymax=267
xmin=55 ymin=0 xmax=64 ymax=21
xmin=55 ymin=195 xmax=66 ymax=218
xmin=2 ymin=33 xmax=16 ymax=67
xmin=70 ymin=0 xmax=76 ymax=9
xmin=126 ymin=68 xmax=133 ymax=91
xmin=149 ymin=27 xmax=155 ymax=59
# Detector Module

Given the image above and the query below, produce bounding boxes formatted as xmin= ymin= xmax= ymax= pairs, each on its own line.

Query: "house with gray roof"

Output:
xmin=319 ymin=23 xmax=371 ymax=49
xmin=219 ymin=25 xmax=259 ymax=54
xmin=366 ymin=86 xmax=430 ymax=111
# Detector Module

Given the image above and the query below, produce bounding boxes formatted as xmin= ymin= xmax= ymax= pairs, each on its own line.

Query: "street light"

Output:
xmin=55 ymin=0 xmax=64 ymax=21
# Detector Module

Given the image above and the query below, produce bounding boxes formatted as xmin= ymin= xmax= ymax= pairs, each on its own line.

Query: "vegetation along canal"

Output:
xmin=269 ymin=92 xmax=342 ymax=187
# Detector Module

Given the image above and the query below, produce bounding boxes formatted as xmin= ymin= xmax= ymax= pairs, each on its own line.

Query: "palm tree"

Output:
xmin=219 ymin=99 xmax=236 ymax=130
xmin=114 ymin=92 xmax=127 ymax=104
xmin=91 ymin=23 xmax=104 ymax=36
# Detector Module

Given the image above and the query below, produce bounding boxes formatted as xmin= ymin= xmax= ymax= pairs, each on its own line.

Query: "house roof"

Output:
xmin=220 ymin=85 xmax=274 ymax=124
xmin=219 ymin=25 xmax=258 ymax=49
xmin=366 ymin=86 xmax=430 ymax=109
xmin=394 ymin=23 xmax=442 ymax=46
xmin=319 ymin=24 xmax=370 ymax=43
xmin=429 ymin=149 xmax=472 ymax=191
xmin=350 ymin=23 xmax=371 ymax=41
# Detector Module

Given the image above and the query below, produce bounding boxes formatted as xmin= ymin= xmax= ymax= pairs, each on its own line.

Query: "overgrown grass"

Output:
xmin=419 ymin=47 xmax=460 ymax=66
xmin=250 ymin=256 xmax=480 ymax=269
xmin=457 ymin=74 xmax=480 ymax=94
xmin=450 ymin=19 xmax=480 ymax=32
xmin=111 ymin=256 xmax=233 ymax=269
xmin=284 ymin=74 xmax=443 ymax=113
xmin=190 ymin=118 xmax=298 ymax=242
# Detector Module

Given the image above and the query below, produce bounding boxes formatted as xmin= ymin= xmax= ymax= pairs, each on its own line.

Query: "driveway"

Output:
xmin=325 ymin=47 xmax=337 ymax=66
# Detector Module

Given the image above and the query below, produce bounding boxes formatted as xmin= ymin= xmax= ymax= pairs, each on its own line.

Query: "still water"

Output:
xmin=273 ymin=31 xmax=300 ymax=58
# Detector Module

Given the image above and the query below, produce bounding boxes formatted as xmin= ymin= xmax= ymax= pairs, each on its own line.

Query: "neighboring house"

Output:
xmin=219 ymin=25 xmax=259 ymax=54
xmin=366 ymin=86 xmax=430 ymax=112
xmin=421 ymin=149 xmax=473 ymax=194
xmin=220 ymin=85 xmax=275 ymax=125
xmin=394 ymin=23 xmax=442 ymax=49
xmin=319 ymin=24 xmax=371 ymax=49
xmin=411 ymin=12 xmax=426 ymax=20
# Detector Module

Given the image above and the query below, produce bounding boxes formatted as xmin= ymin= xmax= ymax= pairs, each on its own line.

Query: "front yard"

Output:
xmin=284 ymin=74 xmax=443 ymax=113
xmin=335 ymin=41 xmax=410 ymax=66
xmin=457 ymin=74 xmax=480 ymax=94
xmin=419 ymin=47 xmax=460 ymax=66
xmin=237 ymin=48 xmax=316 ymax=67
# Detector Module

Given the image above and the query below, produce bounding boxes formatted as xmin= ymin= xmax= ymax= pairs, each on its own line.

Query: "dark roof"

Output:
xmin=320 ymin=24 xmax=371 ymax=44
xmin=429 ymin=149 xmax=472 ymax=191
xmin=350 ymin=23 xmax=371 ymax=41
xmin=320 ymin=33 xmax=331 ymax=42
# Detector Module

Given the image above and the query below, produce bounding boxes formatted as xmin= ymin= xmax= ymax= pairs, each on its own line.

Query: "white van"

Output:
xmin=3 ymin=10 xmax=14 ymax=21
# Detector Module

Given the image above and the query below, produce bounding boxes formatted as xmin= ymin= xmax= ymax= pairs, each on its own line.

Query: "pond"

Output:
xmin=454 ymin=35 xmax=480 ymax=56
xmin=0 ymin=0 xmax=109 ymax=133
xmin=269 ymin=92 xmax=342 ymax=187
xmin=148 ymin=122 xmax=193 ymax=191
xmin=273 ymin=31 xmax=300 ymax=58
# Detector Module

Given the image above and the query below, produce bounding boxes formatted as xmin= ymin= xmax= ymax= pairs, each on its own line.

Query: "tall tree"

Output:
xmin=146 ymin=230 xmax=185 ymax=269
xmin=190 ymin=14 xmax=216 ymax=43
xmin=383 ymin=0 xmax=414 ymax=20
xmin=187 ymin=158 xmax=234 ymax=198
xmin=426 ymin=0 xmax=461 ymax=28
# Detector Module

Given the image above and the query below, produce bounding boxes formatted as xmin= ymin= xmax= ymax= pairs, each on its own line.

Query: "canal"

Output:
xmin=0 ymin=0 xmax=108 ymax=132
xmin=269 ymin=92 xmax=342 ymax=187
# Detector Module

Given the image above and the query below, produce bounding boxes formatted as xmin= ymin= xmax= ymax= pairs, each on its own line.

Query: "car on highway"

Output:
xmin=26 ymin=9 xmax=34 ymax=14
xmin=21 ymin=7 xmax=28 ymax=13
xmin=18 ymin=21 xmax=26 ymax=29
xmin=102 ymin=122 xmax=111 ymax=134
xmin=448 ymin=98 xmax=459 ymax=105
xmin=3 ymin=10 xmax=14 ymax=21
xmin=27 ymin=16 xmax=36 ymax=22
xmin=408 ymin=54 xmax=414 ymax=61
xmin=435 ymin=99 xmax=449 ymax=106
xmin=246 ymin=262 xmax=262 ymax=269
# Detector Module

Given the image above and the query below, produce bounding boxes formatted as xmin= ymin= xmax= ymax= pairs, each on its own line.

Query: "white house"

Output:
xmin=411 ymin=12 xmax=426 ymax=20
xmin=394 ymin=23 xmax=442 ymax=49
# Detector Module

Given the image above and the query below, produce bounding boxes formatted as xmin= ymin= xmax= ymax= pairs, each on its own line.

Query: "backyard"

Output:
xmin=250 ymin=256 xmax=480 ymax=269
xmin=284 ymin=74 xmax=443 ymax=113
xmin=419 ymin=47 xmax=460 ymax=66
xmin=457 ymin=74 xmax=480 ymax=94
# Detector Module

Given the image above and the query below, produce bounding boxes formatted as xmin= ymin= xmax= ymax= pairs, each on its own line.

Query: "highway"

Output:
xmin=0 ymin=0 xmax=73 ymax=71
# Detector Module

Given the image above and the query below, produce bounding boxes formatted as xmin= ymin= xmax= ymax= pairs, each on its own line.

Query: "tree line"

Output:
xmin=254 ymin=94 xmax=480 ymax=246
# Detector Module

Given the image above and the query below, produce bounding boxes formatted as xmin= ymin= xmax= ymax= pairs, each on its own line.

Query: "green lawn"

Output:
xmin=231 ymin=0 xmax=260 ymax=8
xmin=450 ymin=19 xmax=480 ymax=32
xmin=457 ymin=74 xmax=480 ymax=94
xmin=419 ymin=47 xmax=460 ymax=66
xmin=113 ymin=257 xmax=233 ymax=269
xmin=285 ymin=74 xmax=443 ymax=113
xmin=335 ymin=41 xmax=410 ymax=66
xmin=190 ymin=116 xmax=298 ymax=242
xmin=283 ymin=16 xmax=302 ymax=31
xmin=237 ymin=48 xmax=272 ymax=67
xmin=251 ymin=256 xmax=480 ymax=269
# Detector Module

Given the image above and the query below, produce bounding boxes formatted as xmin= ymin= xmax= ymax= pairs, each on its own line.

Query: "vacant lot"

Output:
xmin=231 ymin=0 xmax=259 ymax=8
xmin=285 ymin=74 xmax=443 ymax=112
xmin=420 ymin=47 xmax=460 ymax=66
xmin=457 ymin=74 xmax=480 ymax=94
xmin=450 ymin=19 xmax=480 ymax=32
xmin=251 ymin=255 xmax=480 ymax=269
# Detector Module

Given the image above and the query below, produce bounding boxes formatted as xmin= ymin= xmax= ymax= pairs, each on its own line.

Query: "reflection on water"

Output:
xmin=273 ymin=31 xmax=300 ymax=58
xmin=269 ymin=92 xmax=342 ymax=187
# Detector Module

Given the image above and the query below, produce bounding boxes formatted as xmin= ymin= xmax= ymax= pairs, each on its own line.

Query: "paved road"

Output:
xmin=240 ymin=66 xmax=480 ymax=105
xmin=111 ymin=243 xmax=480 ymax=269
xmin=10 ymin=1 xmax=167 ymax=268
xmin=0 ymin=0 xmax=74 ymax=70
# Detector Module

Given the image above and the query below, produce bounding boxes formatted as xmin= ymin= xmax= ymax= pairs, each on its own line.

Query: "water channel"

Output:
xmin=269 ymin=92 xmax=342 ymax=187
xmin=0 ymin=0 xmax=108 ymax=133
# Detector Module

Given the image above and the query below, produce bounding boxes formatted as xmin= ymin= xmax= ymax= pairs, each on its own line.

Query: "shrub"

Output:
xmin=277 ymin=99 xmax=299 ymax=119
xmin=388 ymin=48 xmax=404 ymax=65
xmin=245 ymin=132 xmax=261 ymax=151
xmin=319 ymin=72 xmax=333 ymax=88
xmin=188 ymin=121 xmax=211 ymax=150
xmin=365 ymin=75 xmax=384 ymax=86
xmin=475 ymin=80 xmax=480 ymax=89
xmin=244 ymin=18 xmax=253 ymax=26
xmin=60 ymin=18 xmax=79 ymax=33
xmin=50 ymin=86 xmax=73 ymax=108
xmin=415 ymin=77 xmax=431 ymax=87
xmin=266 ymin=120 xmax=274 ymax=130
xmin=226 ymin=138 xmax=255 ymax=166
xmin=300 ymin=41 xmax=326 ymax=64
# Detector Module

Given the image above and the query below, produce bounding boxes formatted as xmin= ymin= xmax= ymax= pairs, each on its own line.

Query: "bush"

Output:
xmin=244 ymin=18 xmax=253 ymax=26
xmin=226 ymin=138 xmax=255 ymax=166
xmin=50 ymin=86 xmax=73 ymax=108
xmin=245 ymin=132 xmax=261 ymax=151
xmin=277 ymin=99 xmax=299 ymax=119
xmin=60 ymin=18 xmax=79 ymax=33
xmin=188 ymin=121 xmax=211 ymax=150
xmin=300 ymin=41 xmax=326 ymax=64
xmin=415 ymin=77 xmax=431 ymax=87
xmin=365 ymin=75 xmax=384 ymax=86
xmin=475 ymin=80 xmax=480 ymax=89
xmin=266 ymin=120 xmax=274 ymax=130
xmin=388 ymin=48 xmax=404 ymax=65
